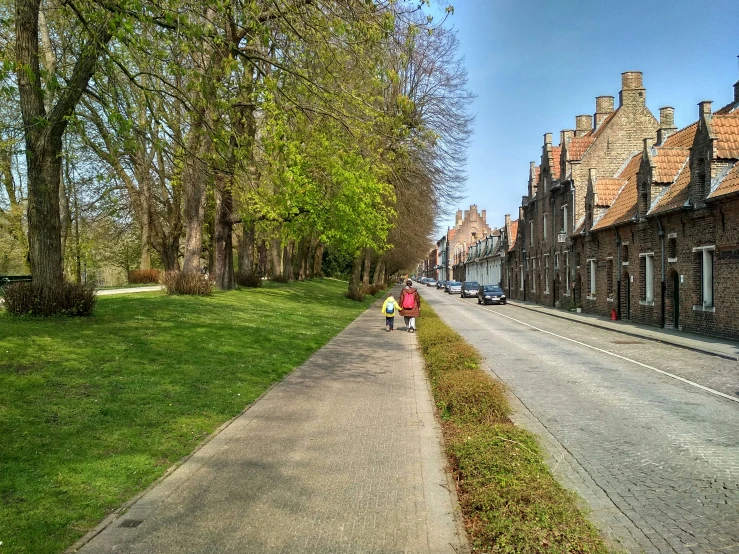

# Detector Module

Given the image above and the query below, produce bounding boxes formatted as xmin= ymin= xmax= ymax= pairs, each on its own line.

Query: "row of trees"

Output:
xmin=0 ymin=0 xmax=472 ymax=304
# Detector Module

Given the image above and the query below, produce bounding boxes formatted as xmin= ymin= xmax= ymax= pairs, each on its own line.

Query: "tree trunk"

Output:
xmin=297 ymin=238 xmax=310 ymax=280
xmin=156 ymin=236 xmax=180 ymax=272
xmin=347 ymin=255 xmax=363 ymax=301
xmin=312 ymin=242 xmax=324 ymax=278
xmin=181 ymin=124 xmax=210 ymax=274
xmin=373 ymin=259 xmax=385 ymax=286
xmin=16 ymin=0 xmax=113 ymax=290
xmin=282 ymin=240 xmax=295 ymax=281
xmin=213 ymin=178 xmax=234 ymax=289
xmin=362 ymin=247 xmax=372 ymax=290
xmin=258 ymin=240 xmax=268 ymax=277
xmin=270 ymin=237 xmax=282 ymax=280
xmin=237 ymin=221 xmax=256 ymax=276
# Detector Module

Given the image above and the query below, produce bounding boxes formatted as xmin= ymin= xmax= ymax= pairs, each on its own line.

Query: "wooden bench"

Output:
xmin=0 ymin=275 xmax=32 ymax=296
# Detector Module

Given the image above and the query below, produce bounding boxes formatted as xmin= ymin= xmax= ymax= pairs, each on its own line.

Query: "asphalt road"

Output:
xmin=419 ymin=287 xmax=739 ymax=554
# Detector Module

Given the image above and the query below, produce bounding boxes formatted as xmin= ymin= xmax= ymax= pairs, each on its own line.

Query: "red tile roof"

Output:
xmin=651 ymin=160 xmax=691 ymax=214
xmin=594 ymin=178 xmax=626 ymax=207
xmin=653 ymin=147 xmax=690 ymax=183
xmin=662 ymin=122 xmax=697 ymax=148
xmin=591 ymin=153 xmax=642 ymax=230
xmin=551 ymin=147 xmax=562 ymax=180
xmin=568 ymin=136 xmax=594 ymax=161
xmin=711 ymin=114 xmax=739 ymax=159
xmin=709 ymin=162 xmax=739 ymax=200
xmin=507 ymin=220 xmax=519 ymax=252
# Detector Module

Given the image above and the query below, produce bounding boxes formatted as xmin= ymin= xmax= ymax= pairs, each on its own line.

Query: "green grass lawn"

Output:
xmin=0 ymin=279 xmax=380 ymax=554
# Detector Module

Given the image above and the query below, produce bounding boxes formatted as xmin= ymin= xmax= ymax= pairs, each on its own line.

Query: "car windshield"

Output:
xmin=484 ymin=286 xmax=503 ymax=293
xmin=463 ymin=282 xmax=479 ymax=288
xmin=450 ymin=281 xmax=461 ymax=286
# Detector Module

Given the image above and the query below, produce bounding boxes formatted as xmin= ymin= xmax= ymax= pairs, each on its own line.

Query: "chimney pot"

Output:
xmin=699 ymin=101 xmax=713 ymax=118
xmin=595 ymin=95 xmax=615 ymax=114
xmin=505 ymin=214 xmax=511 ymax=226
xmin=575 ymin=115 xmax=593 ymax=137
xmin=621 ymin=71 xmax=643 ymax=90
xmin=659 ymin=107 xmax=675 ymax=129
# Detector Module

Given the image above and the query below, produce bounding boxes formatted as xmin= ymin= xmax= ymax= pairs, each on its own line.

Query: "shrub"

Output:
xmin=434 ymin=369 xmax=511 ymax=426
xmin=3 ymin=282 xmax=97 ymax=317
xmin=128 ymin=269 xmax=161 ymax=284
xmin=235 ymin=271 xmax=263 ymax=288
xmin=162 ymin=271 xmax=214 ymax=296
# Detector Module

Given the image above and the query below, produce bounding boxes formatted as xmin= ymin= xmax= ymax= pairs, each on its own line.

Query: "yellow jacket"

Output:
xmin=381 ymin=298 xmax=402 ymax=317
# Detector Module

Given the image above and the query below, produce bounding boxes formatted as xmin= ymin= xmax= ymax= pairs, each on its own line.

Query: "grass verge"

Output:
xmin=417 ymin=301 xmax=613 ymax=554
xmin=0 ymin=279 xmax=383 ymax=554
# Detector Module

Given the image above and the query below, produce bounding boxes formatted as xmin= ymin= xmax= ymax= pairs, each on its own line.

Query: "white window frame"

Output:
xmin=639 ymin=253 xmax=655 ymax=306
xmin=520 ymin=266 xmax=524 ymax=290
xmin=543 ymin=213 xmax=548 ymax=241
xmin=692 ymin=246 xmax=715 ymax=311
xmin=587 ymin=258 xmax=596 ymax=299
xmin=562 ymin=205 xmax=568 ymax=233
xmin=530 ymin=221 xmax=534 ymax=242
xmin=544 ymin=254 xmax=550 ymax=293
xmin=564 ymin=251 xmax=570 ymax=296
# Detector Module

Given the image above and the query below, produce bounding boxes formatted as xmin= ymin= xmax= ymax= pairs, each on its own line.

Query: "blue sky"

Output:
xmin=438 ymin=0 xmax=739 ymax=234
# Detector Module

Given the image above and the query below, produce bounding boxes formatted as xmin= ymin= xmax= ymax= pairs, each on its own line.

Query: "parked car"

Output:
xmin=426 ymin=279 xmax=437 ymax=286
xmin=436 ymin=280 xmax=446 ymax=290
xmin=419 ymin=277 xmax=429 ymax=284
xmin=447 ymin=281 xmax=462 ymax=294
xmin=460 ymin=281 xmax=479 ymax=298
xmin=478 ymin=285 xmax=506 ymax=305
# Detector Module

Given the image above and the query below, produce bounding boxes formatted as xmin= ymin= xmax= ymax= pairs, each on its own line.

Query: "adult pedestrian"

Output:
xmin=399 ymin=279 xmax=420 ymax=332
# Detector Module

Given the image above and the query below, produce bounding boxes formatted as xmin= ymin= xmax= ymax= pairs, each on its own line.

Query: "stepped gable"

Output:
xmin=708 ymin=161 xmax=739 ymax=199
xmin=507 ymin=220 xmax=519 ymax=252
xmin=647 ymin=121 xmax=698 ymax=214
xmin=593 ymin=178 xmax=626 ymax=207
xmin=711 ymin=113 xmax=739 ymax=159
xmin=591 ymin=152 xmax=642 ymax=230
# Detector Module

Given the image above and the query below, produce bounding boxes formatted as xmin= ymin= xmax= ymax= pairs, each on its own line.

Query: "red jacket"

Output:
xmin=399 ymin=287 xmax=421 ymax=317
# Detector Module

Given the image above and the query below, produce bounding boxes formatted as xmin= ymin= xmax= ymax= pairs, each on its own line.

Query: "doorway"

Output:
xmin=621 ymin=271 xmax=631 ymax=320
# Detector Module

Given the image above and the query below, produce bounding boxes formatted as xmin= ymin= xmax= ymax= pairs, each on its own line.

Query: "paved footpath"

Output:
xmin=74 ymin=292 xmax=467 ymax=554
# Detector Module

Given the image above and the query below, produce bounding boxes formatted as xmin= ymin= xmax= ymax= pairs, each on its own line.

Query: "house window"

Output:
xmin=530 ymin=221 xmax=534 ymax=242
xmin=607 ymin=258 xmax=614 ymax=298
xmin=562 ymin=205 xmax=568 ymax=233
xmin=692 ymin=246 xmax=714 ymax=308
xmin=565 ymin=251 xmax=570 ymax=293
xmin=520 ymin=266 xmax=524 ymax=290
xmin=544 ymin=255 xmax=550 ymax=293
xmin=543 ymin=214 xmax=548 ymax=241
xmin=589 ymin=259 xmax=596 ymax=297
xmin=622 ymin=243 xmax=629 ymax=265
xmin=555 ymin=253 xmax=560 ymax=269
xmin=640 ymin=253 xmax=654 ymax=304
xmin=667 ymin=237 xmax=677 ymax=261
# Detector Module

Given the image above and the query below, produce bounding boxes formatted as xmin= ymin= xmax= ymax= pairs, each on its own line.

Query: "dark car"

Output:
xmin=478 ymin=285 xmax=506 ymax=305
xmin=436 ymin=280 xmax=446 ymax=290
xmin=460 ymin=281 xmax=479 ymax=298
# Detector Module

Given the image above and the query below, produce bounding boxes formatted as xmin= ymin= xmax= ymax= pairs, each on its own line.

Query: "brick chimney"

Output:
xmin=698 ymin=101 xmax=713 ymax=126
xmin=519 ymin=206 xmax=524 ymax=222
xmin=544 ymin=132 xmax=552 ymax=145
xmin=594 ymin=96 xmax=615 ymax=129
xmin=481 ymin=209 xmax=486 ymax=223
xmin=734 ymin=55 xmax=739 ymax=103
xmin=575 ymin=115 xmax=593 ymax=137
xmin=656 ymin=107 xmax=677 ymax=145
xmin=619 ymin=71 xmax=646 ymax=107
xmin=455 ymin=209 xmax=463 ymax=226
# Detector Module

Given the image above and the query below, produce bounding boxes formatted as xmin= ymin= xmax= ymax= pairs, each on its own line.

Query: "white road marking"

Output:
xmin=449 ymin=295 xmax=739 ymax=405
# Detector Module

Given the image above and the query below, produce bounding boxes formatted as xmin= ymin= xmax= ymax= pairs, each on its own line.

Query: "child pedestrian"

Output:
xmin=381 ymin=294 xmax=402 ymax=332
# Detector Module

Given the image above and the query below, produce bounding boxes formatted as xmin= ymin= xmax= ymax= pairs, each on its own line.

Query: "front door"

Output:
xmin=673 ymin=272 xmax=680 ymax=329
xmin=621 ymin=272 xmax=631 ymax=320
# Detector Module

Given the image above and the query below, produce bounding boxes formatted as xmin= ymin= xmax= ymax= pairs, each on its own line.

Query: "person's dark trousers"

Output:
xmin=386 ymin=316 xmax=395 ymax=330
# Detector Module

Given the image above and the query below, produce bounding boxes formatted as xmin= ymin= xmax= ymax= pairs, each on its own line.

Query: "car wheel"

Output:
xmin=502 ymin=300 xmax=507 ymax=305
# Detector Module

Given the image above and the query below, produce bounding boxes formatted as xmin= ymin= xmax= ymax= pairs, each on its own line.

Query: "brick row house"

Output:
xmin=498 ymin=68 xmax=739 ymax=340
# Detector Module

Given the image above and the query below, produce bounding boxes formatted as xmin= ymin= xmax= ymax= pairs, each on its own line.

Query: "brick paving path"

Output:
xmin=74 ymin=293 xmax=467 ymax=554
xmin=422 ymin=290 xmax=739 ymax=554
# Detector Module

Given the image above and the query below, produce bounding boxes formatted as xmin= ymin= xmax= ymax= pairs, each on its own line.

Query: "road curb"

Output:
xmin=507 ymin=301 xmax=739 ymax=362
